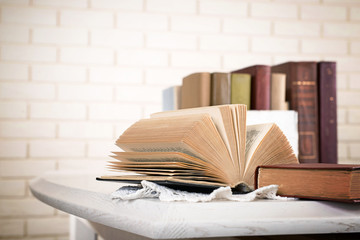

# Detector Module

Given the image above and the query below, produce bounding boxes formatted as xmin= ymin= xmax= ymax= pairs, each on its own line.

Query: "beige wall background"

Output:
xmin=1 ymin=0 xmax=360 ymax=239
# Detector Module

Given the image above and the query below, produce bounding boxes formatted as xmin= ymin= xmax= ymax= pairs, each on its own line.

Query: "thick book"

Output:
xmin=180 ymin=72 xmax=211 ymax=109
xmin=270 ymin=73 xmax=288 ymax=110
xmin=231 ymin=73 xmax=251 ymax=109
xmin=211 ymin=72 xmax=231 ymax=105
xmin=272 ymin=62 xmax=319 ymax=163
xmin=232 ymin=65 xmax=271 ymax=110
xmin=255 ymin=164 xmax=360 ymax=203
xmin=318 ymin=62 xmax=337 ymax=164
xmin=99 ymin=105 xmax=298 ymax=191
xmin=162 ymin=85 xmax=182 ymax=111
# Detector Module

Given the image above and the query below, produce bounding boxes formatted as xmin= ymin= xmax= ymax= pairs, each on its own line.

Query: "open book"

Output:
xmin=98 ymin=104 xmax=298 ymax=191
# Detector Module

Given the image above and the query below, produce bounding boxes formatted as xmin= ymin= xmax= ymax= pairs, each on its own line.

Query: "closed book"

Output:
xmin=270 ymin=73 xmax=288 ymax=110
xmin=255 ymin=164 xmax=360 ymax=203
xmin=181 ymin=72 xmax=211 ymax=109
xmin=231 ymin=73 xmax=251 ymax=109
xmin=232 ymin=65 xmax=271 ymax=110
xmin=318 ymin=62 xmax=337 ymax=164
xmin=211 ymin=72 xmax=230 ymax=105
xmin=272 ymin=62 xmax=319 ymax=163
xmin=162 ymin=85 xmax=182 ymax=111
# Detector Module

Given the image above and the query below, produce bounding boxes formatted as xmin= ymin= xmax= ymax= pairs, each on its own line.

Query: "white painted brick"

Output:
xmin=61 ymin=47 xmax=114 ymax=65
xmin=338 ymin=125 xmax=360 ymax=141
xmin=145 ymin=69 xmax=188 ymax=85
xmin=199 ymin=0 xmax=247 ymax=16
xmin=324 ymin=23 xmax=360 ymax=38
xmin=31 ymin=102 xmax=86 ymax=120
xmin=336 ymin=74 xmax=347 ymax=90
xmin=351 ymin=41 xmax=360 ymax=54
xmin=33 ymin=28 xmax=88 ymax=45
xmin=274 ymin=55 xmax=322 ymax=64
xmin=115 ymin=121 xmax=135 ymax=136
xmin=0 ymin=25 xmax=29 ymax=43
xmin=117 ymin=50 xmax=168 ymax=67
xmin=27 ymin=217 xmax=69 ymax=235
xmin=144 ymin=104 xmax=162 ymax=118
xmin=338 ymin=143 xmax=347 ymax=159
xmin=251 ymin=3 xmax=297 ymax=19
xmin=0 ymin=0 xmax=29 ymax=5
xmin=30 ymin=140 xmax=85 ymax=157
xmin=91 ymin=29 xmax=143 ymax=48
xmin=0 ymin=63 xmax=28 ymax=81
xmin=200 ymin=35 xmax=248 ymax=52
xmin=0 ymin=121 xmax=56 ymax=138
xmin=336 ymin=57 xmax=360 ymax=72
xmin=0 ymin=199 xmax=54 ymax=216
xmin=89 ymin=67 xmax=142 ymax=84
xmin=350 ymin=8 xmax=360 ymax=21
xmin=171 ymin=16 xmax=220 ymax=33
xmin=59 ymin=122 xmax=113 ymax=139
xmin=171 ymin=52 xmax=221 ymax=68
xmin=324 ymin=0 xmax=360 ymax=4
xmin=0 ymin=180 xmax=26 ymax=196
xmin=1 ymin=45 xmax=57 ymax=62
xmin=0 ymin=160 xmax=56 ymax=177
xmin=87 ymin=140 xmax=118 ymax=157
xmin=223 ymin=18 xmax=271 ymax=35
xmin=58 ymin=159 xmax=107 ymax=171
xmin=147 ymin=33 xmax=196 ymax=50
xmin=0 ymin=140 xmax=27 ymax=158
xmin=274 ymin=0 xmax=320 ymax=2
xmin=89 ymin=104 xmax=142 ymax=120
xmin=0 ymin=219 xmax=24 ymax=237
xmin=337 ymin=108 xmax=346 ymax=124
xmin=252 ymin=37 xmax=298 ymax=53
xmin=337 ymin=91 xmax=360 ymax=107
xmin=61 ymin=10 xmax=113 ymax=28
xmin=349 ymin=109 xmax=360 ymax=124
xmin=274 ymin=22 xmax=321 ymax=37
xmin=91 ymin=0 xmax=143 ymax=10
xmin=34 ymin=0 xmax=87 ymax=8
xmin=147 ymin=0 xmax=196 ymax=13
xmin=0 ymin=102 xmax=27 ymax=119
xmin=350 ymin=144 xmax=360 ymax=158
xmin=302 ymin=39 xmax=347 ymax=54
xmin=1 ymin=7 xmax=56 ymax=25
xmin=32 ymin=65 xmax=87 ymax=82
xmin=223 ymin=54 xmax=272 ymax=70
xmin=301 ymin=5 xmax=346 ymax=20
xmin=117 ymin=13 xmax=168 ymax=31
xmin=58 ymin=84 xmax=113 ymax=101
xmin=115 ymin=86 xmax=162 ymax=103
xmin=0 ymin=83 xmax=55 ymax=100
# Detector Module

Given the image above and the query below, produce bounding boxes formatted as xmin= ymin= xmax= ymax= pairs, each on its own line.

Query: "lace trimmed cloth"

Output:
xmin=111 ymin=180 xmax=296 ymax=202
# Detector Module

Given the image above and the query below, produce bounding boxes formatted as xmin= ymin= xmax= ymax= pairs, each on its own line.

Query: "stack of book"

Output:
xmin=163 ymin=62 xmax=338 ymax=165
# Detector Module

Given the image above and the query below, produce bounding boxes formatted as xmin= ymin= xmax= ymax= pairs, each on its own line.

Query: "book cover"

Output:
xmin=272 ymin=62 xmax=319 ymax=163
xmin=162 ymin=85 xmax=182 ymax=111
xmin=231 ymin=73 xmax=251 ymax=109
xmin=255 ymin=164 xmax=360 ymax=203
xmin=211 ymin=72 xmax=231 ymax=105
xmin=270 ymin=73 xmax=288 ymax=110
xmin=318 ymin=62 xmax=337 ymax=164
xmin=181 ymin=72 xmax=211 ymax=109
xmin=232 ymin=65 xmax=271 ymax=110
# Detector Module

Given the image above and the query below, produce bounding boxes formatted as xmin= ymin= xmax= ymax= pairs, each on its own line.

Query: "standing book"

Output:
xmin=232 ymin=65 xmax=271 ymax=110
xmin=272 ymin=61 xmax=319 ymax=163
xmin=318 ymin=62 xmax=337 ymax=164
xmin=231 ymin=73 xmax=251 ymax=109
xmin=270 ymin=73 xmax=288 ymax=110
xmin=181 ymin=72 xmax=211 ymax=109
xmin=211 ymin=72 xmax=231 ymax=105
xmin=98 ymin=104 xmax=298 ymax=191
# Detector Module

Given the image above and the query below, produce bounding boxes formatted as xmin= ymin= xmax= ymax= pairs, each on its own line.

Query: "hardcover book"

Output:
xmin=232 ymin=65 xmax=271 ymax=110
xmin=162 ymin=85 xmax=182 ymax=111
xmin=99 ymin=105 xmax=298 ymax=191
xmin=318 ymin=62 xmax=337 ymax=164
xmin=231 ymin=73 xmax=251 ymax=109
xmin=181 ymin=72 xmax=211 ymax=109
xmin=256 ymin=164 xmax=360 ymax=202
xmin=272 ymin=62 xmax=319 ymax=163
xmin=211 ymin=72 xmax=231 ymax=105
xmin=271 ymin=73 xmax=288 ymax=110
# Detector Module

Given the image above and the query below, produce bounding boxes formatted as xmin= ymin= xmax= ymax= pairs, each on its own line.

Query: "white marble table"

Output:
xmin=30 ymin=171 xmax=360 ymax=240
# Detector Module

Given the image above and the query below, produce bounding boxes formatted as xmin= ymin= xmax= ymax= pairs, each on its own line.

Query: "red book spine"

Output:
xmin=318 ymin=62 xmax=337 ymax=164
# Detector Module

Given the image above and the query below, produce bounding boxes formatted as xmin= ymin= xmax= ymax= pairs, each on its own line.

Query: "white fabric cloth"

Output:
xmin=111 ymin=180 xmax=296 ymax=202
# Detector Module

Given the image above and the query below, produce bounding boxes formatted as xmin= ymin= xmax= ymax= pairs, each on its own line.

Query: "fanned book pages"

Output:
xmin=98 ymin=105 xmax=299 ymax=191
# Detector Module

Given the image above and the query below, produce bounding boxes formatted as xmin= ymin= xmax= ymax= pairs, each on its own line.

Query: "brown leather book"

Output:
xmin=231 ymin=65 xmax=271 ymax=110
xmin=272 ymin=62 xmax=319 ymax=163
xmin=181 ymin=72 xmax=211 ymax=109
xmin=255 ymin=164 xmax=360 ymax=203
xmin=211 ymin=72 xmax=230 ymax=105
xmin=318 ymin=62 xmax=337 ymax=164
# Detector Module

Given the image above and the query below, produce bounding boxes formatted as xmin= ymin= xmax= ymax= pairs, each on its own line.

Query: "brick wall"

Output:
xmin=0 ymin=0 xmax=360 ymax=239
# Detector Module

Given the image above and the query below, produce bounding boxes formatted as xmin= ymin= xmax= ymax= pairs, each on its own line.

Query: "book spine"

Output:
xmin=318 ymin=62 xmax=337 ymax=164
xmin=270 ymin=73 xmax=287 ymax=110
xmin=252 ymin=66 xmax=271 ymax=110
xmin=231 ymin=73 xmax=251 ymax=109
xmin=181 ymin=72 xmax=211 ymax=109
xmin=211 ymin=73 xmax=231 ymax=105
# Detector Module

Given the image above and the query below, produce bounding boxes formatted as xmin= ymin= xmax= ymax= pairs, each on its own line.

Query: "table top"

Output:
xmin=30 ymin=171 xmax=360 ymax=239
